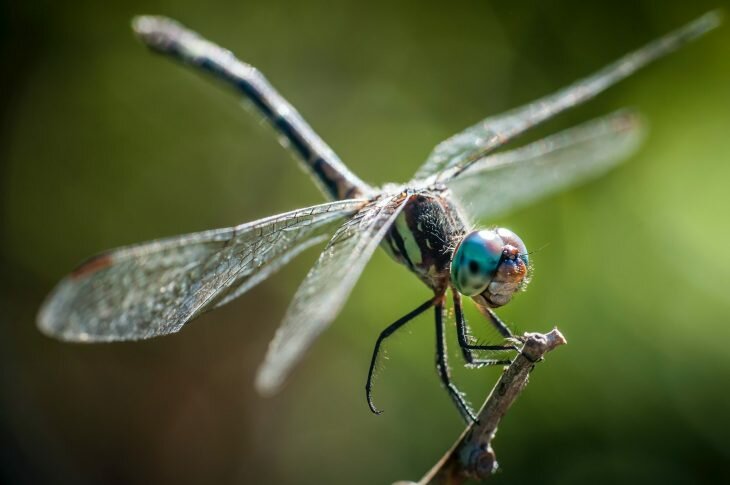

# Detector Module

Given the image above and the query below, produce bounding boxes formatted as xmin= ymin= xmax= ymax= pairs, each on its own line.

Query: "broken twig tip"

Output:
xmin=410 ymin=327 xmax=567 ymax=485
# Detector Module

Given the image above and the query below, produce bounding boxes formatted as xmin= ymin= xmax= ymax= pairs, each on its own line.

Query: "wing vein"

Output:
xmin=255 ymin=193 xmax=410 ymax=393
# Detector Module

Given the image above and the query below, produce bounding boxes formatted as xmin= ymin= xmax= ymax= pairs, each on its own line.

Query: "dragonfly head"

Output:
xmin=450 ymin=228 xmax=530 ymax=307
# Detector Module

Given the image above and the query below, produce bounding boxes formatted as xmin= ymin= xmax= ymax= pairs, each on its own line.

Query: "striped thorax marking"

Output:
xmin=383 ymin=190 xmax=467 ymax=292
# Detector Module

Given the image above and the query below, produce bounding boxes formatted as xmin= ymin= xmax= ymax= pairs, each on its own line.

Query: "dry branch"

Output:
xmin=396 ymin=328 xmax=566 ymax=485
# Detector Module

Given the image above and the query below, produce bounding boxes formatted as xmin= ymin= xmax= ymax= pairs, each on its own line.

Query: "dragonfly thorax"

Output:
xmin=451 ymin=228 xmax=530 ymax=308
xmin=382 ymin=192 xmax=467 ymax=293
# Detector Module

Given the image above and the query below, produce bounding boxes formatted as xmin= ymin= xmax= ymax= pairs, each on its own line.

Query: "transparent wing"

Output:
xmin=38 ymin=199 xmax=366 ymax=342
xmin=414 ymin=11 xmax=720 ymax=180
xmin=445 ymin=110 xmax=644 ymax=221
xmin=255 ymin=193 xmax=409 ymax=393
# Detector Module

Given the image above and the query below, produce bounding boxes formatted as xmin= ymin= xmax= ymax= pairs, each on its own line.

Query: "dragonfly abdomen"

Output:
xmin=133 ymin=16 xmax=370 ymax=202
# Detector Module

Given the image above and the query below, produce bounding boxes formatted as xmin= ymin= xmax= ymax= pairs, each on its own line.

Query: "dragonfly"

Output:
xmin=38 ymin=12 xmax=720 ymax=422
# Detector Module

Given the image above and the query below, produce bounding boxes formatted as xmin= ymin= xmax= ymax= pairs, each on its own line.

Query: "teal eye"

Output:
xmin=451 ymin=230 xmax=503 ymax=296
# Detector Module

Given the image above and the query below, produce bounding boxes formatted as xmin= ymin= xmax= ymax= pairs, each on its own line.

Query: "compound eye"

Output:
xmin=450 ymin=230 xmax=503 ymax=296
xmin=496 ymin=228 xmax=529 ymax=266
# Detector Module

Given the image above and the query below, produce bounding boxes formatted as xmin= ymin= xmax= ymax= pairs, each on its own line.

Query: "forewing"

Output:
xmin=446 ymin=111 xmax=644 ymax=221
xmin=38 ymin=199 xmax=365 ymax=342
xmin=255 ymin=193 xmax=409 ymax=394
xmin=414 ymin=12 xmax=720 ymax=180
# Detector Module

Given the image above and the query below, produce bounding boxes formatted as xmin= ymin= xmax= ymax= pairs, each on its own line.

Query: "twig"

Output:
xmin=396 ymin=328 xmax=566 ymax=485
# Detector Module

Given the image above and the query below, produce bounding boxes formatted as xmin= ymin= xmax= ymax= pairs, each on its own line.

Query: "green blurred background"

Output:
xmin=2 ymin=1 xmax=730 ymax=484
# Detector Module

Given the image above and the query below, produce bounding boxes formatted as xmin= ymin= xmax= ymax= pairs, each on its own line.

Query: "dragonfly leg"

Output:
xmin=453 ymin=290 xmax=516 ymax=368
xmin=435 ymin=300 xmax=478 ymax=424
xmin=484 ymin=306 xmax=517 ymax=339
xmin=365 ymin=298 xmax=435 ymax=415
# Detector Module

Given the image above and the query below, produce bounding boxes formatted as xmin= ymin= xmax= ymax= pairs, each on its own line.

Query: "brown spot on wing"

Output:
xmin=71 ymin=253 xmax=113 ymax=280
